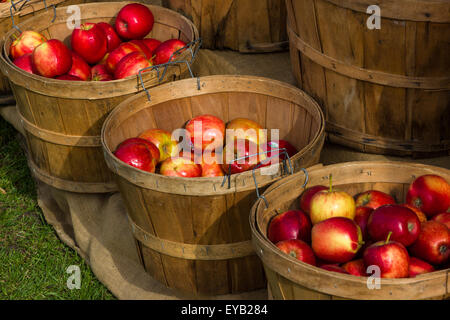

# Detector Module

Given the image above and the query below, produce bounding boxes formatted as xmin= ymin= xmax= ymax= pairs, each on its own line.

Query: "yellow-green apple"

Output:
xmin=32 ymin=39 xmax=72 ymax=78
xmin=342 ymin=258 xmax=366 ymax=276
xmin=115 ymin=3 xmax=154 ymax=40
xmin=105 ymin=42 xmax=142 ymax=73
xmin=91 ymin=64 xmax=113 ymax=81
xmin=153 ymin=39 xmax=187 ymax=65
xmin=114 ymin=139 xmax=158 ymax=173
xmin=71 ymin=22 xmax=108 ymax=64
xmin=221 ymin=138 xmax=266 ymax=175
xmin=275 ymin=239 xmax=316 ymax=266
xmin=160 ymin=156 xmax=202 ymax=177
xmin=409 ymin=257 xmax=435 ymax=277
xmin=96 ymin=22 xmax=122 ymax=52
xmin=55 ymin=74 xmax=82 ymax=81
xmin=138 ymin=128 xmax=178 ymax=162
xmin=320 ymin=264 xmax=348 ymax=274
xmin=409 ymin=221 xmax=449 ymax=265
xmin=268 ymin=210 xmax=312 ymax=244
xmin=363 ymin=233 xmax=410 ymax=278
xmin=400 ymin=203 xmax=428 ymax=223
xmin=354 ymin=206 xmax=373 ymax=241
xmin=355 ymin=190 xmax=396 ymax=210
xmin=406 ymin=174 xmax=450 ymax=218
xmin=299 ymin=185 xmax=327 ymax=214
xmin=432 ymin=212 xmax=450 ymax=229
xmin=185 ymin=114 xmax=225 ymax=151
xmin=367 ymin=204 xmax=420 ymax=247
xmin=311 ymin=217 xmax=363 ymax=263
xmin=113 ymin=51 xmax=152 ymax=79
xmin=226 ymin=117 xmax=266 ymax=146
xmin=10 ymin=30 xmax=47 ymax=60
xmin=142 ymin=38 xmax=161 ymax=55
xmin=309 ymin=177 xmax=356 ymax=225
xmin=67 ymin=52 xmax=91 ymax=81
xmin=13 ymin=53 xmax=36 ymax=74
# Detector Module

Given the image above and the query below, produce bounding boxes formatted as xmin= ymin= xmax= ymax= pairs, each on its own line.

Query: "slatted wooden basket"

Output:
xmin=101 ymin=75 xmax=325 ymax=295
xmin=286 ymin=0 xmax=450 ymax=157
xmin=0 ymin=0 xmax=87 ymax=105
xmin=250 ymin=161 xmax=450 ymax=300
xmin=162 ymin=0 xmax=288 ymax=52
xmin=0 ymin=1 xmax=199 ymax=193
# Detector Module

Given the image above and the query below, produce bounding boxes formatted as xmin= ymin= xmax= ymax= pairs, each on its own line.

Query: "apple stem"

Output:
xmin=329 ymin=174 xmax=333 ymax=193
xmin=385 ymin=231 xmax=393 ymax=244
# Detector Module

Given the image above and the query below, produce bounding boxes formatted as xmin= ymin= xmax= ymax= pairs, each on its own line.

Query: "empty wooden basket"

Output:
xmin=286 ymin=0 xmax=450 ymax=157
xmin=0 ymin=1 xmax=199 ymax=193
xmin=250 ymin=161 xmax=450 ymax=300
xmin=101 ymin=75 xmax=325 ymax=295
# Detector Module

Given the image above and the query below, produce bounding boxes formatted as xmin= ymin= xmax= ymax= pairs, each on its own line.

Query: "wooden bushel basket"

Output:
xmin=0 ymin=0 xmax=86 ymax=105
xmin=162 ymin=0 xmax=288 ymax=53
xmin=250 ymin=161 xmax=450 ymax=300
xmin=0 ymin=1 xmax=199 ymax=193
xmin=286 ymin=0 xmax=450 ymax=157
xmin=101 ymin=75 xmax=325 ymax=295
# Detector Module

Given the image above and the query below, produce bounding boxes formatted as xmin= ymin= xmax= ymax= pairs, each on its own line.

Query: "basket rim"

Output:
xmin=250 ymin=160 xmax=450 ymax=299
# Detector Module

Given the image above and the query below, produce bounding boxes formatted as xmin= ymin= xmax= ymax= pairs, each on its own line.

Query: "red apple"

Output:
xmin=400 ymin=203 xmax=428 ymax=223
xmin=409 ymin=221 xmax=449 ymax=265
xmin=114 ymin=51 xmax=152 ymax=79
xmin=276 ymin=239 xmax=316 ymax=266
xmin=363 ymin=234 xmax=410 ymax=279
xmin=138 ymin=128 xmax=178 ymax=162
xmin=10 ymin=30 xmax=47 ymax=60
xmin=354 ymin=190 xmax=396 ymax=210
xmin=115 ymin=3 xmax=154 ymax=40
xmin=117 ymin=137 xmax=160 ymax=166
xmin=262 ymin=139 xmax=298 ymax=160
xmin=299 ymin=185 xmax=328 ymax=214
xmin=367 ymin=204 xmax=421 ymax=247
xmin=67 ymin=52 xmax=91 ymax=81
xmin=221 ymin=138 xmax=266 ymax=175
xmin=96 ymin=22 xmax=122 ymax=52
xmin=320 ymin=264 xmax=348 ymax=274
xmin=129 ymin=40 xmax=153 ymax=59
xmin=200 ymin=153 xmax=224 ymax=177
xmin=409 ymin=257 xmax=435 ymax=278
xmin=406 ymin=174 xmax=450 ymax=218
xmin=55 ymin=74 xmax=82 ymax=81
xmin=309 ymin=178 xmax=356 ymax=225
xmin=71 ymin=22 xmax=108 ymax=64
xmin=91 ymin=64 xmax=113 ymax=81
xmin=342 ymin=259 xmax=367 ymax=277
xmin=153 ymin=39 xmax=187 ymax=65
xmin=142 ymin=38 xmax=161 ymax=54
xmin=185 ymin=114 xmax=225 ymax=151
xmin=268 ymin=210 xmax=312 ymax=244
xmin=354 ymin=206 xmax=374 ymax=241
xmin=32 ymin=39 xmax=72 ymax=78
xmin=13 ymin=53 xmax=36 ymax=74
xmin=105 ymin=42 xmax=142 ymax=73
xmin=114 ymin=139 xmax=157 ymax=173
xmin=311 ymin=217 xmax=363 ymax=263
xmin=160 ymin=156 xmax=202 ymax=177
xmin=432 ymin=212 xmax=450 ymax=229
xmin=225 ymin=117 xmax=266 ymax=146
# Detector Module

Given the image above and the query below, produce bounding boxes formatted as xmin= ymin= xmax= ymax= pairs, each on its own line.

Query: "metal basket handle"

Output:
xmin=10 ymin=0 xmax=56 ymax=33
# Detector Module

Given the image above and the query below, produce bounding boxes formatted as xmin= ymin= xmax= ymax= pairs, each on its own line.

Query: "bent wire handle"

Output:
xmin=10 ymin=0 xmax=56 ymax=33
xmin=137 ymin=38 xmax=202 ymax=101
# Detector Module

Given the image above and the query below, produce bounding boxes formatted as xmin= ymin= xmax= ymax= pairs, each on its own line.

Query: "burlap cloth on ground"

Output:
xmin=1 ymin=49 xmax=449 ymax=300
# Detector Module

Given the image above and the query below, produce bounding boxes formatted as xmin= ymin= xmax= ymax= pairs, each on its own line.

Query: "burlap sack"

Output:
xmin=1 ymin=48 xmax=449 ymax=300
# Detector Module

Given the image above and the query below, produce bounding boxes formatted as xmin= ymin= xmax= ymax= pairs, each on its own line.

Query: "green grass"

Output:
xmin=0 ymin=116 xmax=116 ymax=300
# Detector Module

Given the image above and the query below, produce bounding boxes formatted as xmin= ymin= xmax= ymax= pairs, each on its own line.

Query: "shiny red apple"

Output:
xmin=138 ymin=129 xmax=178 ymax=162
xmin=13 ymin=53 xmax=36 ymax=74
xmin=311 ymin=217 xmax=363 ymax=263
xmin=409 ymin=257 xmax=435 ymax=277
xmin=268 ymin=210 xmax=312 ymax=244
xmin=200 ymin=153 xmax=224 ymax=177
xmin=432 ymin=212 xmax=450 ymax=229
xmin=409 ymin=221 xmax=449 ymax=265
xmin=10 ymin=30 xmax=47 ymax=60
xmin=32 ymin=39 xmax=72 ymax=78
xmin=185 ymin=114 xmax=225 ymax=151
xmin=129 ymin=40 xmax=153 ymax=59
xmin=159 ymin=156 xmax=202 ymax=177
xmin=117 ymin=137 xmax=160 ymax=166
xmin=142 ymin=38 xmax=161 ymax=55
xmin=114 ymin=51 xmax=152 ymax=79
xmin=153 ymin=39 xmax=187 ymax=65
xmin=105 ymin=42 xmax=142 ymax=73
xmin=96 ymin=22 xmax=122 ymax=52
xmin=114 ymin=139 xmax=157 ymax=173
xmin=225 ymin=117 xmax=265 ymax=146
xmin=262 ymin=139 xmax=298 ymax=161
xmin=355 ymin=190 xmax=396 ymax=210
xmin=342 ymin=259 xmax=366 ymax=277
xmin=115 ymin=3 xmax=154 ymax=40
xmin=406 ymin=174 xmax=450 ymax=218
xmin=354 ymin=206 xmax=374 ymax=241
xmin=55 ymin=74 xmax=82 ymax=81
xmin=299 ymin=185 xmax=328 ymax=214
xmin=400 ymin=203 xmax=428 ymax=223
xmin=71 ymin=22 xmax=108 ymax=64
xmin=67 ymin=52 xmax=91 ymax=81
xmin=276 ymin=239 xmax=316 ymax=266
xmin=221 ymin=138 xmax=266 ymax=175
xmin=91 ymin=64 xmax=113 ymax=81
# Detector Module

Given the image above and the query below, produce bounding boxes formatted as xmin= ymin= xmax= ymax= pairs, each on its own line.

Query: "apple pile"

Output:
xmin=9 ymin=3 xmax=188 ymax=81
xmin=113 ymin=114 xmax=299 ymax=178
xmin=268 ymin=174 xmax=450 ymax=279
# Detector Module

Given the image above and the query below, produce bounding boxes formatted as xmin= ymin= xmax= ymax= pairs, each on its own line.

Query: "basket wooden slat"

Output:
xmin=250 ymin=161 xmax=450 ymax=300
xmin=101 ymin=75 xmax=325 ymax=295
xmin=0 ymin=1 xmax=199 ymax=193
